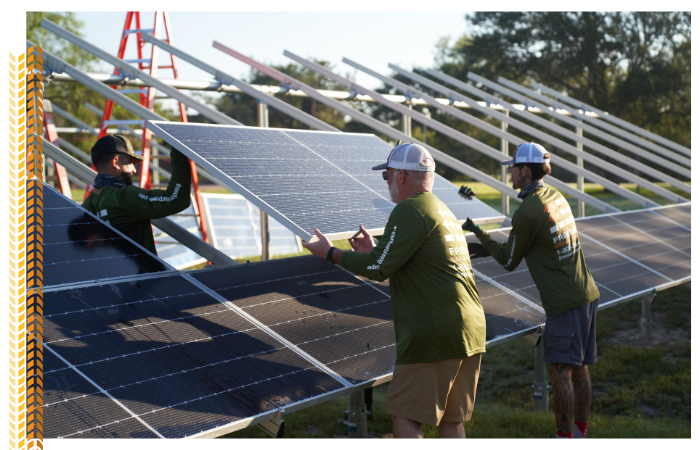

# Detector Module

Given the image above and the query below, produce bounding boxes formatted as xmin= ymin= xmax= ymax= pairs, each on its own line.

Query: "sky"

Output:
xmin=73 ymin=12 xmax=471 ymax=93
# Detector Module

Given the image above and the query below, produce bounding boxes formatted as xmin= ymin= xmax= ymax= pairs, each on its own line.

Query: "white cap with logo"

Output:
xmin=501 ymin=142 xmax=550 ymax=165
xmin=372 ymin=142 xmax=436 ymax=172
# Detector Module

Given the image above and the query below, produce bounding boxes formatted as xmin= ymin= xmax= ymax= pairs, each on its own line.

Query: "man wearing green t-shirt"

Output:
xmin=82 ymin=135 xmax=192 ymax=255
xmin=463 ymin=142 xmax=599 ymax=439
xmin=302 ymin=143 xmax=486 ymax=439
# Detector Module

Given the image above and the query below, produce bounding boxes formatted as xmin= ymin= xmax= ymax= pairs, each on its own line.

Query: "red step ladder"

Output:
xmin=93 ymin=11 xmax=210 ymax=243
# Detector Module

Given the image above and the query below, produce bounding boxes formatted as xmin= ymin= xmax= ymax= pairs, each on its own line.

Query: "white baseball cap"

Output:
xmin=501 ymin=142 xmax=550 ymax=165
xmin=372 ymin=142 xmax=436 ymax=172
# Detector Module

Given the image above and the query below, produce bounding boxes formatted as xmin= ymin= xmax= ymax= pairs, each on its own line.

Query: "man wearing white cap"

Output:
xmin=303 ymin=142 xmax=486 ymax=438
xmin=463 ymin=142 xmax=599 ymax=439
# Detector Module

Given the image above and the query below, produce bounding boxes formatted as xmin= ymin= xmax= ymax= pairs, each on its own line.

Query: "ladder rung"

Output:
xmin=150 ymin=155 xmax=171 ymax=159
xmin=173 ymin=214 xmax=200 ymax=217
xmin=158 ymin=65 xmax=174 ymax=69
xmin=124 ymin=58 xmax=152 ymax=64
xmin=124 ymin=29 xmax=153 ymax=35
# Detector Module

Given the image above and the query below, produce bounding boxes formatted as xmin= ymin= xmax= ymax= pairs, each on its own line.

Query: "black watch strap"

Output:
xmin=326 ymin=247 xmax=337 ymax=265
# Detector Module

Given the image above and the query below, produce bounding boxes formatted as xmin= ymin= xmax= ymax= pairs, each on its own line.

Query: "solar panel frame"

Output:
xmin=42 ymin=181 xmax=177 ymax=290
xmin=146 ymin=121 xmax=505 ymax=240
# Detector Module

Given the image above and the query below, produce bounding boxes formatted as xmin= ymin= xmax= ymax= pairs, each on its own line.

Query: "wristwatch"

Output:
xmin=326 ymin=247 xmax=337 ymax=265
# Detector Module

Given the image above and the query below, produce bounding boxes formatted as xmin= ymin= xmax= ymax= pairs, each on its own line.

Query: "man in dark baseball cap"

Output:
xmin=82 ymin=134 xmax=192 ymax=255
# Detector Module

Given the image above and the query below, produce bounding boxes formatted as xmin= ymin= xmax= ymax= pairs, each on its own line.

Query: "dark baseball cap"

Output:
xmin=91 ymin=135 xmax=144 ymax=162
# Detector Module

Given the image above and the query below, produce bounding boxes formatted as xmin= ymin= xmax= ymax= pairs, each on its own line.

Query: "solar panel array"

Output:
xmin=43 ymin=251 xmax=547 ymax=438
xmin=43 ymin=183 xmax=173 ymax=288
xmin=201 ymin=193 xmax=301 ymax=259
xmin=146 ymin=122 xmax=504 ymax=240
xmin=468 ymin=204 xmax=691 ymax=309
xmin=43 ymin=272 xmax=345 ymax=438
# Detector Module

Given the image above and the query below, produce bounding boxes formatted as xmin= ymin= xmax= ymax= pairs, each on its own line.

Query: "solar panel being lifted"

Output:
xmin=146 ymin=122 xmax=504 ymax=240
xmin=467 ymin=204 xmax=691 ymax=309
xmin=42 ymin=182 xmax=172 ymax=288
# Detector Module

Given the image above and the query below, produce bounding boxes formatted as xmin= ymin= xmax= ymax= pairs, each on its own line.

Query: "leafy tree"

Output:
xmin=437 ymin=12 xmax=691 ymax=148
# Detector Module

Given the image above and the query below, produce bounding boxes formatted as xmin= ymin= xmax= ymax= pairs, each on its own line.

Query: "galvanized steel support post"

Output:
xmin=258 ymin=101 xmax=271 ymax=261
xmin=422 ymin=108 xmax=430 ymax=143
xmin=347 ymin=389 xmax=368 ymax=438
xmin=577 ymin=124 xmax=585 ymax=218
xmin=533 ymin=342 xmax=549 ymax=411
xmin=501 ymin=111 xmax=510 ymax=217
xmin=403 ymin=103 xmax=412 ymax=137
xmin=640 ymin=291 xmax=656 ymax=340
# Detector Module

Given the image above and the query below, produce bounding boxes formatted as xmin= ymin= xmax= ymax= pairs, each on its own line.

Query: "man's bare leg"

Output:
xmin=438 ymin=421 xmax=465 ymax=438
xmin=391 ymin=415 xmax=423 ymax=438
xmin=549 ymin=363 xmax=574 ymax=435
xmin=572 ymin=365 xmax=591 ymax=422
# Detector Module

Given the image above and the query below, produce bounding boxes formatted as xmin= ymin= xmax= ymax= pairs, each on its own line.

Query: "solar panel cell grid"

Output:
xmin=147 ymin=122 xmax=503 ymax=239
xmin=191 ymin=257 xmax=397 ymax=384
xmin=42 ymin=274 xmax=345 ymax=438
xmin=651 ymin=204 xmax=691 ymax=228
xmin=43 ymin=183 xmax=171 ymax=288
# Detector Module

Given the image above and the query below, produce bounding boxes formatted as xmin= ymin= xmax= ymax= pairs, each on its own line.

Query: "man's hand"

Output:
xmin=462 ymin=217 xmax=483 ymax=235
xmin=458 ymin=185 xmax=475 ymax=200
xmin=301 ymin=228 xmax=333 ymax=259
xmin=348 ymin=225 xmax=376 ymax=253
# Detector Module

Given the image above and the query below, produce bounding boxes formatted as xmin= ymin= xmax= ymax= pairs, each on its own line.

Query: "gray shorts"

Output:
xmin=543 ymin=299 xmax=598 ymax=367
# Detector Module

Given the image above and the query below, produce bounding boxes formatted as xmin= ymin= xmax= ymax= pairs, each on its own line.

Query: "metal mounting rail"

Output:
xmin=49 ymin=71 xmax=586 ymax=116
xmin=468 ymin=73 xmax=692 ymax=178
xmin=41 ymin=19 xmax=242 ymax=126
xmin=495 ymin=76 xmax=691 ymax=169
xmin=140 ymin=34 xmax=337 ymax=132
xmin=387 ymin=66 xmax=689 ymax=200
xmin=347 ymin=59 xmax=684 ymax=204
xmin=211 ymin=42 xmax=521 ymax=204
xmin=282 ymin=50 xmax=621 ymax=213
xmin=42 ymin=138 xmax=237 ymax=267
xmin=531 ymin=81 xmax=691 ymax=157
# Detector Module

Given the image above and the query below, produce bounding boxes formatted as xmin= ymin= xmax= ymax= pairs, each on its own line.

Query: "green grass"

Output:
xmin=223 ymin=284 xmax=691 ymax=438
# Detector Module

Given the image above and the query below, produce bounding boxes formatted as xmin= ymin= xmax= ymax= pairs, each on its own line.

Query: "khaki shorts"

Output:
xmin=385 ymin=353 xmax=482 ymax=426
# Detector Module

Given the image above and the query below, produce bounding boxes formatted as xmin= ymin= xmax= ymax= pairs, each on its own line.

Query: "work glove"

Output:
xmin=462 ymin=217 xmax=483 ymax=235
xmin=458 ymin=185 xmax=475 ymax=200
xmin=467 ymin=242 xmax=490 ymax=258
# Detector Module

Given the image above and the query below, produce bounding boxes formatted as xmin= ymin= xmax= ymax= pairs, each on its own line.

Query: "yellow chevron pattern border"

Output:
xmin=9 ymin=50 xmax=27 ymax=450
xmin=25 ymin=45 xmax=44 ymax=450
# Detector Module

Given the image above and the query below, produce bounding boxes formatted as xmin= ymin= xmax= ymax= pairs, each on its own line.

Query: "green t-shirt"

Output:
xmin=342 ymin=192 xmax=486 ymax=365
xmin=476 ymin=185 xmax=599 ymax=316
xmin=82 ymin=149 xmax=192 ymax=255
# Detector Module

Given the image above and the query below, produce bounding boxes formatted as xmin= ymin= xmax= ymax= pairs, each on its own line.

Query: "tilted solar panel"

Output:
xmin=467 ymin=204 xmax=691 ymax=309
xmin=201 ymin=193 xmax=302 ymax=259
xmin=42 ymin=182 xmax=172 ymax=288
xmin=42 ymin=273 xmax=345 ymax=439
xmin=42 ymin=253 xmax=548 ymax=438
xmin=146 ymin=122 xmax=504 ymax=240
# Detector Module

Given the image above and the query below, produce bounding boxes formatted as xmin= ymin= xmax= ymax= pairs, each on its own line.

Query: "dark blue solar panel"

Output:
xmin=42 ymin=183 xmax=171 ymax=288
xmin=42 ymin=273 xmax=345 ymax=439
xmin=147 ymin=122 xmax=503 ymax=238
xmin=467 ymin=204 xmax=691 ymax=308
